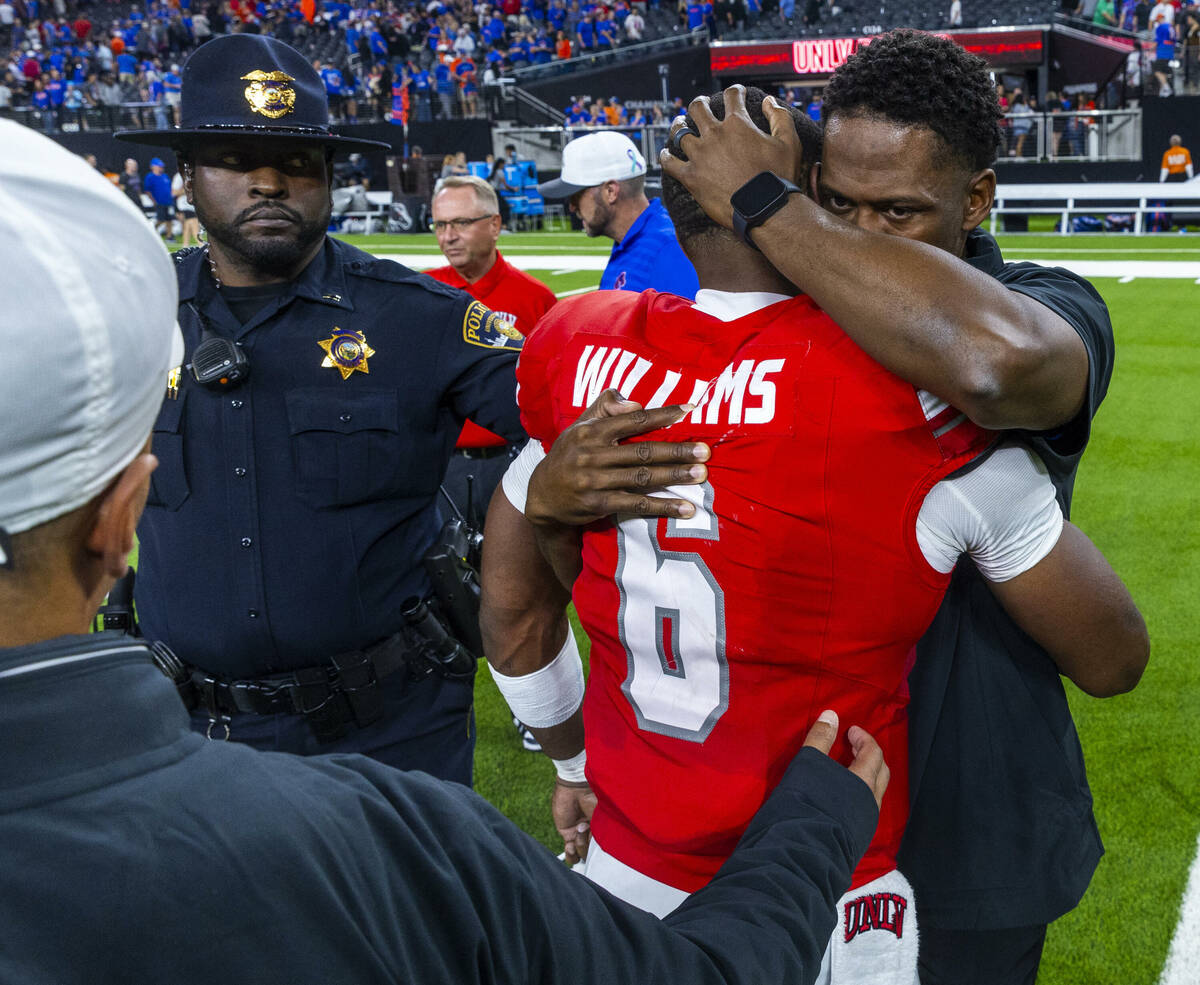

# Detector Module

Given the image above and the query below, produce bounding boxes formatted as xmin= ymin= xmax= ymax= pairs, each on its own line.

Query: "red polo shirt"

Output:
xmin=427 ymin=251 xmax=558 ymax=447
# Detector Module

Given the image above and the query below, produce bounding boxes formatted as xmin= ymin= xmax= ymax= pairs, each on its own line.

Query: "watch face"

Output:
xmin=732 ymin=171 xmax=787 ymax=216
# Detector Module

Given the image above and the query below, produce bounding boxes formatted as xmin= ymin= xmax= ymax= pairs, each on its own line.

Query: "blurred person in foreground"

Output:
xmin=0 ymin=120 xmax=891 ymax=985
xmin=538 ymin=129 xmax=699 ymax=299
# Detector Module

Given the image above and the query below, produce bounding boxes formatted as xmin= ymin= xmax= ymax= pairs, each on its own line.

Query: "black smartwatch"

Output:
xmin=730 ymin=171 xmax=802 ymax=250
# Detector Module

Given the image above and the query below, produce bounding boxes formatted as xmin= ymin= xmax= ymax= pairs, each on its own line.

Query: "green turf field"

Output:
xmin=352 ymin=229 xmax=1199 ymax=982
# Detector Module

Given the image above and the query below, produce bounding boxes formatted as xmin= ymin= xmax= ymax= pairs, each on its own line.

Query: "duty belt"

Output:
xmin=153 ymin=602 xmax=477 ymax=744
xmin=454 ymin=444 xmax=515 ymax=460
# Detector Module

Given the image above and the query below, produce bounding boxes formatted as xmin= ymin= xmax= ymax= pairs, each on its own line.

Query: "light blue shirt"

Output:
xmin=599 ymin=198 xmax=698 ymax=299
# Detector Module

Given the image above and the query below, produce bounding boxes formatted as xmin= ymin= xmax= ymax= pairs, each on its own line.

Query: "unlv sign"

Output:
xmin=710 ymin=28 xmax=1045 ymax=78
xmin=791 ymin=37 xmax=869 ymax=74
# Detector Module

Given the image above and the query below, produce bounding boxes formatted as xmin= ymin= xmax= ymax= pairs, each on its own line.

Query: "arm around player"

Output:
xmin=661 ymin=80 xmax=1090 ymax=434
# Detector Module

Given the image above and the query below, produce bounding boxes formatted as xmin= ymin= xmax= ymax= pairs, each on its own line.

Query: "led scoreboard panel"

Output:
xmin=710 ymin=28 xmax=1046 ymax=80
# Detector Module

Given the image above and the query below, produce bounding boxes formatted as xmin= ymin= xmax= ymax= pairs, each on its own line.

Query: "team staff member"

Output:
xmin=426 ymin=174 xmax=558 ymax=529
xmin=0 ymin=121 xmax=892 ymax=985
xmin=519 ymin=31 xmax=1123 ymax=985
xmin=1159 ymin=134 xmax=1194 ymax=181
xmin=539 ymin=130 xmax=700 ymax=299
xmin=117 ymin=35 xmax=523 ymax=784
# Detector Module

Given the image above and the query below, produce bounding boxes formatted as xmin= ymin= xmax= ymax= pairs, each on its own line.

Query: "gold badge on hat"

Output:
xmin=318 ymin=328 xmax=375 ymax=379
xmin=241 ymin=70 xmax=297 ymax=119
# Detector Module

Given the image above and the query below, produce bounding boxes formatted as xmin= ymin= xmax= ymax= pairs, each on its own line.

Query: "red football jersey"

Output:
xmin=517 ymin=290 xmax=993 ymax=892
xmin=427 ymin=251 xmax=557 ymax=448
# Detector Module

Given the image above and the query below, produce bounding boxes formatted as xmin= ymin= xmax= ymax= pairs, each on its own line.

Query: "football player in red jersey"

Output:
xmin=478 ymin=88 xmax=1147 ymax=984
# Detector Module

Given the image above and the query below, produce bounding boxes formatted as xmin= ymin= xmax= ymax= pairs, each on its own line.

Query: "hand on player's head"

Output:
xmin=802 ymin=711 xmax=889 ymax=810
xmin=659 ymin=85 xmax=819 ymax=233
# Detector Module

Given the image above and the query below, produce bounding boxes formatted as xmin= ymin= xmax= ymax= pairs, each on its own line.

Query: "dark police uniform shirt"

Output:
xmin=0 ymin=632 xmax=877 ymax=985
xmin=899 ymin=229 xmax=1115 ymax=930
xmin=136 ymin=238 xmax=524 ymax=678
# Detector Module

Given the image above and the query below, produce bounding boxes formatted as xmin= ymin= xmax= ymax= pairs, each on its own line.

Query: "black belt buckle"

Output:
xmin=456 ymin=445 xmax=506 ymax=460
xmin=290 ymin=667 xmax=349 ymax=744
xmin=331 ymin=650 xmax=385 ymax=729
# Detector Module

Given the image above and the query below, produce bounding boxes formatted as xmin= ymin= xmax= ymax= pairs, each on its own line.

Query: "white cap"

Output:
xmin=538 ymin=130 xmax=647 ymax=199
xmin=0 ymin=120 xmax=183 ymax=563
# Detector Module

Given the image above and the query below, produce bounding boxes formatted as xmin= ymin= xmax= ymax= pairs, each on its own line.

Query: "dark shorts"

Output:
xmin=919 ymin=924 xmax=1047 ymax=985
xmin=154 ymin=203 xmax=174 ymax=223
xmin=1154 ymin=58 xmax=1172 ymax=74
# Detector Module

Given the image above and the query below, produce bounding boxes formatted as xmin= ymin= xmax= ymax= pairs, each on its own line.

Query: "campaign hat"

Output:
xmin=116 ymin=34 xmax=390 ymax=153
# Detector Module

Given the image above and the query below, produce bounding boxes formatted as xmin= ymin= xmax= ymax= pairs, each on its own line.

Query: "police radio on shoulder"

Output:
xmin=730 ymin=171 xmax=803 ymax=251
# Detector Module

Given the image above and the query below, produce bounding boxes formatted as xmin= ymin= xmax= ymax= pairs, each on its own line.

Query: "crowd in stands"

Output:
xmin=2 ymin=0 xmax=1193 ymax=141
xmin=0 ymin=0 xmax=729 ymax=132
xmin=3 ymin=0 xmax=1126 ymax=136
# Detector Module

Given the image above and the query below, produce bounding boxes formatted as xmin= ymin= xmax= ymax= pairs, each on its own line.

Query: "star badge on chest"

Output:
xmin=318 ymin=328 xmax=375 ymax=379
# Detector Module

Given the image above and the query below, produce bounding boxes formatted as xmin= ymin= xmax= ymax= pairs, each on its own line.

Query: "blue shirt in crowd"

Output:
xmin=599 ymin=198 xmax=699 ymax=299
xmin=143 ymin=170 xmax=173 ymax=206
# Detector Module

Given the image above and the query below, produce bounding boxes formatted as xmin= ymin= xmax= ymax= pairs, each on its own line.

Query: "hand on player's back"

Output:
xmin=803 ymin=711 xmax=889 ymax=811
xmin=525 ymin=388 xmax=711 ymax=526
xmin=553 ymin=779 xmax=598 ymax=865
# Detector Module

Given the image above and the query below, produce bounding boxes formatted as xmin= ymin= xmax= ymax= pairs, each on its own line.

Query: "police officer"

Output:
xmin=117 ymin=34 xmax=524 ymax=784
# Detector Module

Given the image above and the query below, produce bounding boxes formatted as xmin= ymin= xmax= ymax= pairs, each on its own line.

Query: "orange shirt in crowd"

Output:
xmin=1162 ymin=145 xmax=1193 ymax=176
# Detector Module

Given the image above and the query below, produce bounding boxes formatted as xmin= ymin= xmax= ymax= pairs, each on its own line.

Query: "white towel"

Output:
xmin=826 ymin=869 xmax=919 ymax=985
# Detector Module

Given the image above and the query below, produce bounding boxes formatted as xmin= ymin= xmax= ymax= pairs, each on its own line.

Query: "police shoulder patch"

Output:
xmin=462 ymin=299 xmax=524 ymax=350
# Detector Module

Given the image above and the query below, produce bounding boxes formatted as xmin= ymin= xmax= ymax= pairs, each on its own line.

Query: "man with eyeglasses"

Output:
xmin=426 ymin=174 xmax=558 ymax=753
xmin=426 ymin=175 xmax=556 ymax=522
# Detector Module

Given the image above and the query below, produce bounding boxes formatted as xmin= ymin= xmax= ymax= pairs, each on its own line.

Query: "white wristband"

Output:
xmin=488 ymin=628 xmax=585 ymax=729
xmin=552 ymin=749 xmax=588 ymax=783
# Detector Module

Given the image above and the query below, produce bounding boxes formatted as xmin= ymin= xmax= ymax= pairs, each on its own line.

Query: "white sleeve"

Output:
xmin=500 ymin=438 xmax=547 ymax=515
xmin=916 ymin=442 xmax=1064 ymax=582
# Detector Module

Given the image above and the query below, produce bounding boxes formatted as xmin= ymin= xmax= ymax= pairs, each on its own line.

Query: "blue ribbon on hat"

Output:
xmin=628 ymin=148 xmax=639 ymax=172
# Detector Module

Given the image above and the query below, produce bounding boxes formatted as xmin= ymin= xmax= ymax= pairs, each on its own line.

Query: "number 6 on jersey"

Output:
xmin=615 ymin=482 xmax=729 ymax=742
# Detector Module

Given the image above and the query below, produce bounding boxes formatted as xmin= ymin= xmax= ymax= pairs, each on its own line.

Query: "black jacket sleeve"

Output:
xmin=339 ymin=746 xmax=876 ymax=985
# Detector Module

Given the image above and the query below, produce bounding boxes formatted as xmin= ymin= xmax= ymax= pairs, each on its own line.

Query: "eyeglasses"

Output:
xmin=432 ymin=215 xmax=496 ymax=233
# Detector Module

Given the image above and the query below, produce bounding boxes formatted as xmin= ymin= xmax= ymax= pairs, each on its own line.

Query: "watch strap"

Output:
xmin=730 ymin=172 xmax=802 ymax=251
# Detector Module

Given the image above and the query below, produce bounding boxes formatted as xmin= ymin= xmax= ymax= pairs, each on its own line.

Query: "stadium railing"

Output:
xmin=1000 ymin=108 xmax=1141 ymax=163
xmin=991 ymin=181 xmax=1200 ymax=234
xmin=508 ymin=29 xmax=709 ymax=84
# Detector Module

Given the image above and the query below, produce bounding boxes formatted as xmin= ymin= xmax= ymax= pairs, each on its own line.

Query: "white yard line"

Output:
xmin=1018 ymin=259 xmax=1200 ymax=279
xmin=369 ymin=252 xmax=1199 ymax=280
xmin=371 ymin=252 xmax=610 ymax=271
xmin=1001 ymin=247 xmax=1200 ymax=255
xmin=1158 ymin=830 xmax=1200 ymax=985
xmin=555 ymin=286 xmax=598 ymax=298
